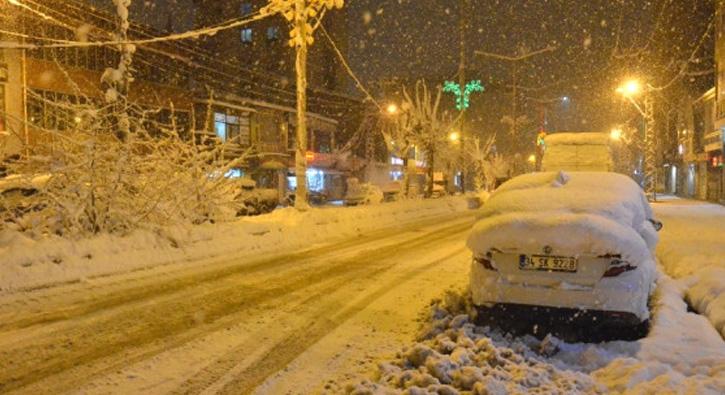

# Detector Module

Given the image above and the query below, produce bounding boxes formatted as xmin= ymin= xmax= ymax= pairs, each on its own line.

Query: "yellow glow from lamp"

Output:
xmin=617 ymin=80 xmax=641 ymax=97
xmin=610 ymin=128 xmax=623 ymax=141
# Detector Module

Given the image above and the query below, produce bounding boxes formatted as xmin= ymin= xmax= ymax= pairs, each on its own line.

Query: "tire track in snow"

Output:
xmin=0 ymin=217 xmax=474 ymax=394
xmin=173 ymin=231 xmax=471 ymax=395
xmin=0 ymin=212 xmax=470 ymax=333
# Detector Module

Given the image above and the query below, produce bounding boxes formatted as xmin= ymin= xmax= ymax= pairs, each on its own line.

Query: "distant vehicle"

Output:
xmin=344 ymin=177 xmax=383 ymax=206
xmin=285 ymin=190 xmax=328 ymax=206
xmin=379 ymin=180 xmax=402 ymax=202
xmin=430 ymin=172 xmax=447 ymax=198
xmin=467 ymin=171 xmax=661 ymax=337
xmin=235 ymin=178 xmax=278 ymax=216
xmin=0 ymin=174 xmax=50 ymax=217
xmin=542 ymin=132 xmax=614 ymax=172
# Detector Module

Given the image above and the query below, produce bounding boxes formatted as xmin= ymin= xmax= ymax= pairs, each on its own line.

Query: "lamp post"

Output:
xmin=616 ymin=79 xmax=657 ymax=201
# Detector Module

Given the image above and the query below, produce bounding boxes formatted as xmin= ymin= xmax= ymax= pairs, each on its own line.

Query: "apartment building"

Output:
xmin=0 ymin=0 xmax=362 ymax=202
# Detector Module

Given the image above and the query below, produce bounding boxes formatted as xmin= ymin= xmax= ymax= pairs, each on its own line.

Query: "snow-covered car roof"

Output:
xmin=0 ymin=174 xmax=51 ymax=192
xmin=544 ymin=132 xmax=610 ymax=146
xmin=468 ymin=171 xmax=658 ymax=263
xmin=482 ymin=171 xmax=652 ymax=223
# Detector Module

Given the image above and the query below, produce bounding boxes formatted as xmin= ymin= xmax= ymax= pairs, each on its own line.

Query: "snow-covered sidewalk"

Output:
xmin=652 ymin=197 xmax=725 ymax=337
xmin=0 ymin=197 xmax=469 ymax=293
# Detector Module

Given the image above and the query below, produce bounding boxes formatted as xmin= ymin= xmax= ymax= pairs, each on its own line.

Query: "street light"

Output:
xmin=386 ymin=103 xmax=399 ymax=115
xmin=448 ymin=131 xmax=461 ymax=143
xmin=610 ymin=128 xmax=623 ymax=141
xmin=616 ymin=80 xmax=642 ymax=98
xmin=527 ymin=154 xmax=536 ymax=164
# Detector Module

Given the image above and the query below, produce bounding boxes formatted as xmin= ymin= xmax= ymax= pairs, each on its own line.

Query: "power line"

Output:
xmin=4 ymin=3 xmax=360 ymax=111
xmin=4 ymin=0 xmax=269 ymax=49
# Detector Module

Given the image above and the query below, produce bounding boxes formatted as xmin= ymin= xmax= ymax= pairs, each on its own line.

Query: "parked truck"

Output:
xmin=542 ymin=132 xmax=614 ymax=172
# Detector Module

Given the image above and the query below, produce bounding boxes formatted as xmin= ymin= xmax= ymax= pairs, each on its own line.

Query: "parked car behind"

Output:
xmin=235 ymin=178 xmax=278 ymax=216
xmin=542 ymin=132 xmax=613 ymax=172
xmin=467 ymin=171 xmax=661 ymax=337
xmin=344 ymin=177 xmax=383 ymax=206
xmin=0 ymin=174 xmax=50 ymax=218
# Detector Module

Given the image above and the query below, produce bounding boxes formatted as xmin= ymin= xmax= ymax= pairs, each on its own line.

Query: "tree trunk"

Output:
xmin=294 ymin=1 xmax=310 ymax=210
xmin=426 ymin=145 xmax=435 ymax=198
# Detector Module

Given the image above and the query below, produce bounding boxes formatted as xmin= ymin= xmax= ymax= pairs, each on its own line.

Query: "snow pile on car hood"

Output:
xmin=467 ymin=171 xmax=657 ymax=262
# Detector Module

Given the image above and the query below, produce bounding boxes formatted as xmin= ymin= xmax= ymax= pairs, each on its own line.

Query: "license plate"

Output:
xmin=519 ymin=255 xmax=578 ymax=272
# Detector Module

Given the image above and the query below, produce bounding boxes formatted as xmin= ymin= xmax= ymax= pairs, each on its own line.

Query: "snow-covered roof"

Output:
xmin=545 ymin=132 xmax=610 ymax=146
xmin=468 ymin=171 xmax=658 ymax=262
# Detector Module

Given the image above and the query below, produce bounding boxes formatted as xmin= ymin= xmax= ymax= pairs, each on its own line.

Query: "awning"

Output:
xmin=260 ymin=160 xmax=287 ymax=170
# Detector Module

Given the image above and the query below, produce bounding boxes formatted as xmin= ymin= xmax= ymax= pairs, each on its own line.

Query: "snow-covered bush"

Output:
xmin=0 ymin=101 xmax=246 ymax=238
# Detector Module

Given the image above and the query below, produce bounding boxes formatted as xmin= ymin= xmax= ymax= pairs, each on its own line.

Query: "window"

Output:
xmin=315 ymin=131 xmax=332 ymax=153
xmin=390 ymin=171 xmax=403 ymax=181
xmin=214 ymin=111 xmax=251 ymax=146
xmin=214 ymin=112 xmax=227 ymax=141
xmin=225 ymin=169 xmax=244 ymax=179
xmin=241 ymin=28 xmax=253 ymax=43
xmin=266 ymin=26 xmax=280 ymax=41
xmin=241 ymin=3 xmax=253 ymax=15
xmin=26 ymin=89 xmax=89 ymax=131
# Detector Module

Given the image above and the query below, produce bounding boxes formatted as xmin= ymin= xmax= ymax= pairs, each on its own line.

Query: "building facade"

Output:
xmin=0 ymin=0 xmax=363 ymax=203
xmin=710 ymin=0 xmax=725 ymax=203
xmin=676 ymin=89 xmax=713 ymax=200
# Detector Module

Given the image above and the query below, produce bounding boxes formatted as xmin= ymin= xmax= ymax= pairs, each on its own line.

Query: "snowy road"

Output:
xmin=0 ymin=211 xmax=476 ymax=394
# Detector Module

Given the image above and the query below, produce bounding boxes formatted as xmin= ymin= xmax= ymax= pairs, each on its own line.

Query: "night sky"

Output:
xmin=88 ymin=0 xmax=715 ymax=151
xmin=346 ymin=0 xmax=714 ymax=149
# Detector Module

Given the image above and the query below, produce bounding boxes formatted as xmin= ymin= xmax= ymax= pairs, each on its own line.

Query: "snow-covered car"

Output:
xmin=235 ymin=178 xmax=278 ymax=216
xmin=467 ymin=171 xmax=661 ymax=333
xmin=0 ymin=174 xmax=50 ymax=217
xmin=344 ymin=178 xmax=384 ymax=206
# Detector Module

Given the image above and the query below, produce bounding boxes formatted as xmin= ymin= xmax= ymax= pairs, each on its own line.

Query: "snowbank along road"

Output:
xmin=0 ymin=210 xmax=476 ymax=394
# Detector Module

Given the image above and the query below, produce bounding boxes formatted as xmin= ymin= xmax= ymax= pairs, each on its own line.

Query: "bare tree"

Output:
xmin=396 ymin=81 xmax=457 ymax=197
xmin=465 ymin=135 xmax=497 ymax=191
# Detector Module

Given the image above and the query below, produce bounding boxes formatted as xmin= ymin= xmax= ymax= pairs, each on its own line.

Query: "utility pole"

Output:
xmin=458 ymin=0 xmax=469 ymax=192
xmin=475 ymin=45 xmax=557 ymax=138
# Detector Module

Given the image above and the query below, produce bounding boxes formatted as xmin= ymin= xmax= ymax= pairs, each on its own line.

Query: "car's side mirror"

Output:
xmin=648 ymin=219 xmax=663 ymax=232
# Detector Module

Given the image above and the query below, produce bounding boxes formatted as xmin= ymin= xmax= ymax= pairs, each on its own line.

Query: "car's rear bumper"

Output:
xmin=475 ymin=302 xmax=643 ymax=327
xmin=470 ymin=261 xmax=653 ymax=322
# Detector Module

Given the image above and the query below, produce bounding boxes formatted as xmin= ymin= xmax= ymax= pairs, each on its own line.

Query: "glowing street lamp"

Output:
xmin=448 ymin=131 xmax=461 ymax=143
xmin=610 ymin=128 xmax=623 ymax=141
xmin=527 ymin=154 xmax=536 ymax=164
xmin=616 ymin=80 xmax=642 ymax=98
xmin=386 ymin=103 xmax=399 ymax=115
xmin=615 ymin=78 xmax=657 ymax=201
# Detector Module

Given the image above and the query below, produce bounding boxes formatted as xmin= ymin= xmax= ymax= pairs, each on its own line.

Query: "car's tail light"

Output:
xmin=474 ymin=256 xmax=497 ymax=271
xmin=603 ymin=263 xmax=637 ymax=277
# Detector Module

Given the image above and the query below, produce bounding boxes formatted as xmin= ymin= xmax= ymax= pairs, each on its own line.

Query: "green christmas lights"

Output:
xmin=444 ymin=80 xmax=484 ymax=111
